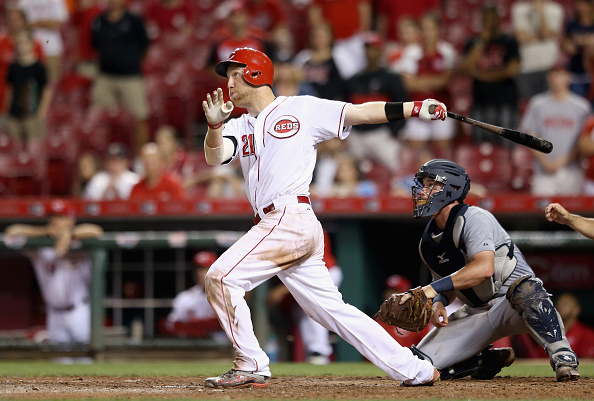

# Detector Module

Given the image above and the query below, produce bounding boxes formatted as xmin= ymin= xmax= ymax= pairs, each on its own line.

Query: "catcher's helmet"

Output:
xmin=215 ymin=47 xmax=274 ymax=87
xmin=412 ymin=159 xmax=471 ymax=218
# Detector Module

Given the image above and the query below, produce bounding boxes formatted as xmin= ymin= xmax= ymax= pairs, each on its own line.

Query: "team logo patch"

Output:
xmin=271 ymin=115 xmax=300 ymax=138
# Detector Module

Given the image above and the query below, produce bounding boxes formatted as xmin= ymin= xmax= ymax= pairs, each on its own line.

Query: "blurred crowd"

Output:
xmin=2 ymin=0 xmax=594 ymax=199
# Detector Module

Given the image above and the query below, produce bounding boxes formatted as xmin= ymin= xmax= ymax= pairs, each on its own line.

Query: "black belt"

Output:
xmin=254 ymin=196 xmax=310 ymax=224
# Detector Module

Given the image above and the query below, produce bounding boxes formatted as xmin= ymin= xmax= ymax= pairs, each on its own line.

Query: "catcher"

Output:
xmin=376 ymin=159 xmax=580 ymax=382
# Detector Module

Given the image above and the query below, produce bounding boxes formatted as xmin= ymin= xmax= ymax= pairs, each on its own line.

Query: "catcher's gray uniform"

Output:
xmin=415 ymin=204 xmax=573 ymax=370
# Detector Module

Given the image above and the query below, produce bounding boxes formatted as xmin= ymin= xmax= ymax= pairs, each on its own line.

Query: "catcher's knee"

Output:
xmin=506 ymin=275 xmax=547 ymax=315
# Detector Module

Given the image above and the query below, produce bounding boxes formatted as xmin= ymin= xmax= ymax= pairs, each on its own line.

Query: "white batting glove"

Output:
xmin=411 ymin=99 xmax=447 ymax=121
xmin=202 ymin=88 xmax=234 ymax=127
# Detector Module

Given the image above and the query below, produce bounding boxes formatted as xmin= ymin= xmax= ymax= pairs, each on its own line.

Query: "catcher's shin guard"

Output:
xmin=410 ymin=345 xmax=433 ymax=364
xmin=506 ymin=275 xmax=579 ymax=379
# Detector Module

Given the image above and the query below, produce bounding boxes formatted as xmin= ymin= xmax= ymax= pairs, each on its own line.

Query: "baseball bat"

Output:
xmin=428 ymin=105 xmax=553 ymax=154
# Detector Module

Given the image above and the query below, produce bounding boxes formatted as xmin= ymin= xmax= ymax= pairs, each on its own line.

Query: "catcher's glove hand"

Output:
xmin=374 ymin=287 xmax=433 ymax=333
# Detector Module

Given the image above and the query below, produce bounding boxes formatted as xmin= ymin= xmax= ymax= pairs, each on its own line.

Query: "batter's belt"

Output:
xmin=254 ymin=196 xmax=310 ymax=224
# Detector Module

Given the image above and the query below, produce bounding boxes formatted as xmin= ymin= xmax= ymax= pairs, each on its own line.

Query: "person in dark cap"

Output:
xmin=164 ymin=251 xmax=226 ymax=339
xmin=83 ymin=142 xmax=139 ymax=200
xmin=4 ymin=199 xmax=103 ymax=361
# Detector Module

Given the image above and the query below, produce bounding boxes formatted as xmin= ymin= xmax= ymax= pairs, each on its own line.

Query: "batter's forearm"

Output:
xmin=344 ymin=102 xmax=413 ymax=126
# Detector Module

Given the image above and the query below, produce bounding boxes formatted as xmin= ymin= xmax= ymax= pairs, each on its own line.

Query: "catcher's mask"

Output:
xmin=412 ymin=159 xmax=470 ymax=218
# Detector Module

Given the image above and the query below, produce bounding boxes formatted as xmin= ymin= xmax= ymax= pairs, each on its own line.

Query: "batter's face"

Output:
xmin=227 ymin=65 xmax=254 ymax=107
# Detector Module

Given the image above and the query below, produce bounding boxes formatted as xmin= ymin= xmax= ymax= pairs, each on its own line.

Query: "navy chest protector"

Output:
xmin=420 ymin=204 xmax=499 ymax=306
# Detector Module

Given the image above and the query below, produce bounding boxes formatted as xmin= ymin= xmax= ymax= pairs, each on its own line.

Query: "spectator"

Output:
xmin=293 ymin=22 xmax=346 ymax=100
xmin=578 ymin=115 xmax=594 ymax=194
xmin=512 ymin=0 xmax=564 ymax=101
xmin=375 ymin=275 xmax=430 ymax=348
xmin=266 ymin=229 xmax=342 ymax=364
xmin=400 ymin=12 xmax=457 ymax=160
xmin=144 ymin=0 xmax=194 ymax=41
xmin=70 ymin=0 xmax=104 ymax=78
xmin=272 ymin=58 xmax=316 ymax=97
xmin=324 ymin=154 xmax=378 ymax=198
xmin=164 ymin=251 xmax=227 ymax=341
xmin=554 ymin=292 xmax=594 ymax=358
xmin=562 ymin=0 xmax=594 ymax=98
xmin=308 ymin=0 xmax=371 ymax=79
xmin=91 ymin=0 xmax=151 ymax=154
xmin=0 ymin=5 xmax=44 ymax=114
xmin=2 ymin=29 xmax=53 ymax=152
xmin=459 ymin=4 xmax=521 ymax=147
xmin=4 ymin=199 xmax=103 ymax=362
xmin=210 ymin=1 xmax=266 ymax=64
xmin=246 ymin=0 xmax=293 ymax=61
xmin=376 ymin=0 xmax=440 ymax=43
xmin=345 ymin=31 xmax=408 ymax=174
xmin=519 ymin=63 xmax=590 ymax=196
xmin=386 ymin=17 xmax=421 ymax=75
xmin=129 ymin=142 xmax=185 ymax=201
xmin=18 ymin=0 xmax=68 ymax=83
xmin=83 ymin=143 xmax=140 ymax=201
xmin=73 ymin=151 xmax=101 ymax=196
xmin=154 ymin=125 xmax=190 ymax=182
xmin=311 ymin=138 xmax=346 ymax=197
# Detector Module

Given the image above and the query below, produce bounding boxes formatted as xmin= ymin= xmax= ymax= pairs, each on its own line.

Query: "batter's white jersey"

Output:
xmin=207 ymin=94 xmax=437 ymax=384
xmin=221 ymin=96 xmax=351 ymax=216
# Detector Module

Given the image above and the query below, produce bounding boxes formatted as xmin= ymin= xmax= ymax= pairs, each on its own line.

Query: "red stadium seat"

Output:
xmin=511 ymin=145 xmax=534 ymax=191
xmin=0 ymin=152 xmax=47 ymax=196
xmin=455 ymin=143 xmax=513 ymax=193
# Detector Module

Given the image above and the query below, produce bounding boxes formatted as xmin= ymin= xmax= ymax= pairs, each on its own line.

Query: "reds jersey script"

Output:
xmin=221 ymin=95 xmax=351 ymax=215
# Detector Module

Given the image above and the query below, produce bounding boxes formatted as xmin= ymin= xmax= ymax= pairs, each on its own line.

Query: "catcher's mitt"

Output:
xmin=374 ymin=287 xmax=433 ymax=333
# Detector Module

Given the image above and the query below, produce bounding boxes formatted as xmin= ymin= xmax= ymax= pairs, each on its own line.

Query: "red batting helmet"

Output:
xmin=193 ymin=251 xmax=218 ymax=269
xmin=215 ymin=47 xmax=274 ymax=87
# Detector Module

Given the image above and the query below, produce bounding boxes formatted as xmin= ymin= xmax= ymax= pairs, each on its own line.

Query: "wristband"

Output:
xmin=433 ymin=293 xmax=450 ymax=307
xmin=208 ymin=121 xmax=223 ymax=130
xmin=410 ymin=101 xmax=423 ymax=118
xmin=430 ymin=276 xmax=454 ymax=294
xmin=384 ymin=102 xmax=404 ymax=121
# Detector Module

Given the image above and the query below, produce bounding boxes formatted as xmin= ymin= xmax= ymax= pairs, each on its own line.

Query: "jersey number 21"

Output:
xmin=242 ymin=134 xmax=255 ymax=157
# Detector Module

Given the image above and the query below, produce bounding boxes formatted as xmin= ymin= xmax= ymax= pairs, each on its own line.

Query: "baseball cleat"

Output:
xmin=205 ymin=369 xmax=269 ymax=389
xmin=401 ymin=367 xmax=440 ymax=387
xmin=555 ymin=366 xmax=580 ymax=382
xmin=471 ymin=347 xmax=515 ymax=380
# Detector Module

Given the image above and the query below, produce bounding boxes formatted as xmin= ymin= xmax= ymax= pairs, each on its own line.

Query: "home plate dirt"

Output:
xmin=0 ymin=376 xmax=592 ymax=399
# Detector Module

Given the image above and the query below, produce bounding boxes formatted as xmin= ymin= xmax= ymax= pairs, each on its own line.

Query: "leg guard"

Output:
xmin=506 ymin=275 xmax=579 ymax=379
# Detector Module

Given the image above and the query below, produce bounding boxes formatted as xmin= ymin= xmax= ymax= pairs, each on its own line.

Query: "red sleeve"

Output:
xmin=129 ymin=182 xmax=142 ymax=199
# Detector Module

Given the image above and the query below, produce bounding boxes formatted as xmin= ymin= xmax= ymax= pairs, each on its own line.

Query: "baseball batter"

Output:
xmin=4 ymin=199 xmax=103 ymax=350
xmin=403 ymin=159 xmax=580 ymax=382
xmin=201 ymin=47 xmax=447 ymax=388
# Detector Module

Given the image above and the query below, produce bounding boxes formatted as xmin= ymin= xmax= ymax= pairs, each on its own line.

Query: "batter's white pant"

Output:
xmin=47 ymin=302 xmax=91 ymax=344
xmin=205 ymin=201 xmax=435 ymax=384
xmin=295 ymin=265 xmax=343 ymax=358
xmin=416 ymin=296 xmax=527 ymax=370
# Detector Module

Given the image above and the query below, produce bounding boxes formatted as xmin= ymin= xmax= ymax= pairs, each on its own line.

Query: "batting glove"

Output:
xmin=411 ymin=99 xmax=447 ymax=121
xmin=203 ymin=88 xmax=234 ymax=128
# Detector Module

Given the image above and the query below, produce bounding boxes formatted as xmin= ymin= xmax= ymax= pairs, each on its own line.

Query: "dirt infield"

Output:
xmin=1 ymin=376 xmax=592 ymax=399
